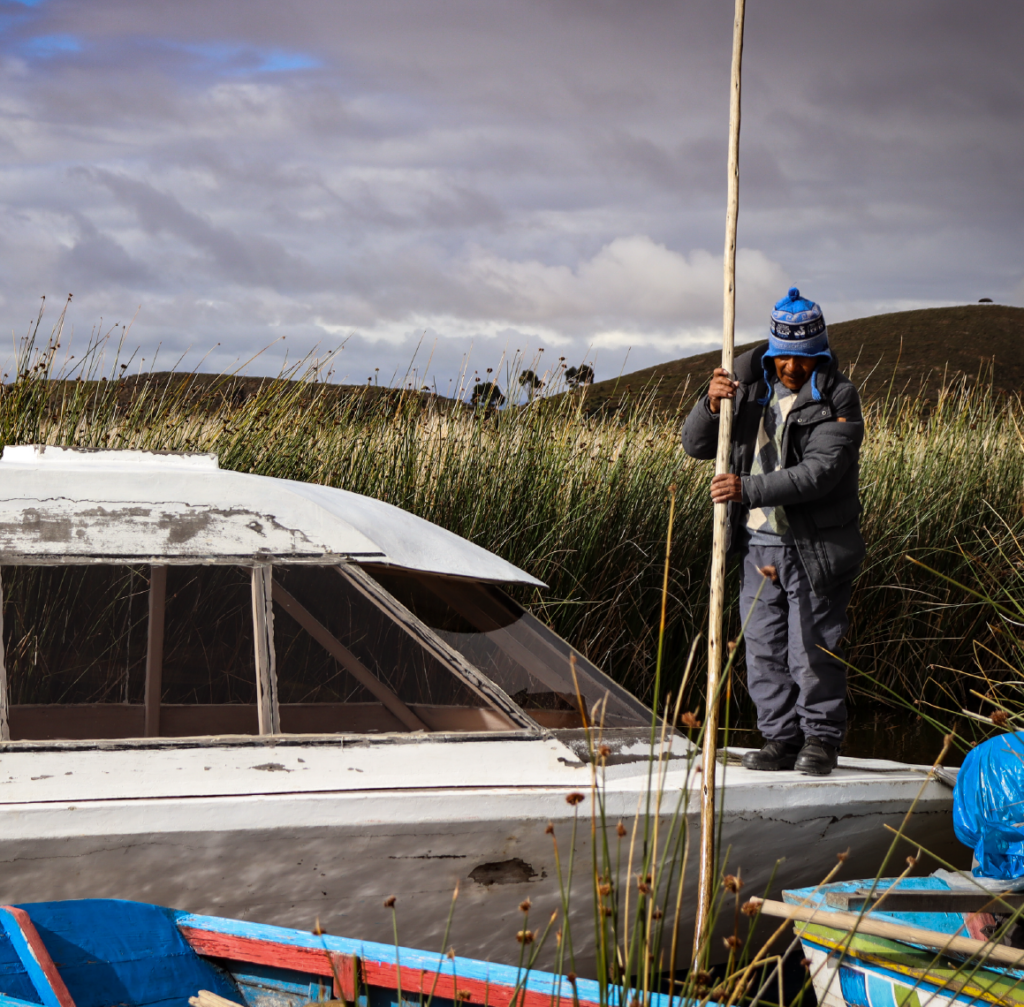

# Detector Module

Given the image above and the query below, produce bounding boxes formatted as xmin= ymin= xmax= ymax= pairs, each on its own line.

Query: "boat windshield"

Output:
xmin=0 ymin=562 xmax=648 ymax=742
xmin=363 ymin=567 xmax=651 ymax=730
xmin=0 ymin=563 xmax=521 ymax=740
xmin=271 ymin=565 xmax=518 ymax=734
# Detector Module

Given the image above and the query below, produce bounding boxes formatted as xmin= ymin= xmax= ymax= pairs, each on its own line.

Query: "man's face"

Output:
xmin=773 ymin=355 xmax=818 ymax=392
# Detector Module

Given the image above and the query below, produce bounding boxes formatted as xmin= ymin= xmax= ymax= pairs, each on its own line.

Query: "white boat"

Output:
xmin=0 ymin=445 xmax=959 ymax=972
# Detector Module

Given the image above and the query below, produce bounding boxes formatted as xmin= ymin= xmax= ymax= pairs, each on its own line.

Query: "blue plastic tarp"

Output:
xmin=953 ymin=730 xmax=1024 ymax=879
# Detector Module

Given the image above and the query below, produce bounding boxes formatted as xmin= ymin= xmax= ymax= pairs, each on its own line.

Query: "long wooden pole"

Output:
xmin=693 ymin=0 xmax=746 ymax=964
xmin=252 ymin=564 xmax=280 ymax=735
xmin=754 ymin=898 xmax=1024 ymax=968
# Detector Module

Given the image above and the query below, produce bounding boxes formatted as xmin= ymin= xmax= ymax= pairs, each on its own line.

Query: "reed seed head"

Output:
xmin=456 ymin=991 xmax=471 ymax=1001
xmin=566 ymin=973 xmax=576 ymax=985
xmin=519 ymin=898 xmax=532 ymax=913
xmin=722 ymin=874 xmax=744 ymax=893
xmin=312 ymin=918 xmax=324 ymax=935
xmin=801 ymin=958 xmax=812 ymax=970
xmin=906 ymin=855 xmax=918 ymax=868
xmin=694 ymin=972 xmax=711 ymax=990
xmin=598 ymin=744 xmax=611 ymax=758
xmin=836 ymin=848 xmax=850 ymax=863
xmin=992 ymin=710 xmax=1009 ymax=726
xmin=616 ymin=821 xmax=627 ymax=838
xmin=565 ymin=792 xmax=585 ymax=806
xmin=652 ymin=907 xmax=663 ymax=920
xmin=383 ymin=895 xmax=396 ymax=908
xmin=447 ymin=947 xmax=456 ymax=959
xmin=545 ymin=822 xmax=555 ymax=835
xmin=516 ymin=929 xmax=536 ymax=945
xmin=741 ymin=899 xmax=761 ymax=917
xmin=680 ymin=711 xmax=701 ymax=729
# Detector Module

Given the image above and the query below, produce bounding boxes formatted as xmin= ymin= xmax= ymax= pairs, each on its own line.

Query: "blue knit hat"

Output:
xmin=765 ymin=287 xmax=830 ymax=359
xmin=759 ymin=288 xmax=831 ymax=402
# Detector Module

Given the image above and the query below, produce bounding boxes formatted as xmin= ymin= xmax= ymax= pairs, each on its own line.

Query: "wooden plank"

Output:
xmin=145 ymin=565 xmax=167 ymax=738
xmin=0 ymin=906 xmax=77 ymax=1007
xmin=182 ymin=926 xmax=348 ymax=978
xmin=10 ymin=704 xmax=146 ymax=740
xmin=333 ymin=951 xmax=358 ymax=1001
xmin=337 ymin=565 xmax=534 ymax=731
xmin=826 ymin=888 xmax=1024 ymax=914
xmin=0 ymin=568 xmax=8 ymax=742
xmin=270 ymin=580 xmax=427 ymax=732
xmin=7 ymin=700 xmax=517 ymax=741
xmin=251 ymin=564 xmax=280 ymax=735
xmin=757 ymin=897 xmax=1024 ymax=967
xmin=360 ymin=958 xmax=591 ymax=1007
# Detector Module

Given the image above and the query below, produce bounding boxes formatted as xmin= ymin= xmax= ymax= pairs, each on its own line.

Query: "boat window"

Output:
xmin=1 ymin=562 xmax=610 ymax=741
xmin=363 ymin=568 xmax=651 ymax=730
xmin=3 ymin=565 xmax=149 ymax=707
xmin=271 ymin=566 xmax=517 ymax=734
xmin=1 ymin=565 xmax=259 ymax=740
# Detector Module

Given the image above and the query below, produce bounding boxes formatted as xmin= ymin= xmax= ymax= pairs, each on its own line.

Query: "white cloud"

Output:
xmin=312 ymin=237 xmax=789 ymax=370
xmin=0 ymin=0 xmax=1019 ymax=387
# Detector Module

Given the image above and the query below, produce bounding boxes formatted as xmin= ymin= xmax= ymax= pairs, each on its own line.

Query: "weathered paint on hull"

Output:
xmin=0 ymin=745 xmax=961 ymax=975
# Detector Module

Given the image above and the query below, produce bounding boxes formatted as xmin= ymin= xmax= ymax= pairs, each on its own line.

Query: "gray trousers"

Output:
xmin=738 ymin=540 xmax=852 ymax=748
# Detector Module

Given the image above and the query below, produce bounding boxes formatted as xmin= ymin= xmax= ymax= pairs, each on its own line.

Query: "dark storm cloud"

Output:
xmin=56 ymin=211 xmax=155 ymax=288
xmin=0 ymin=0 xmax=1020 ymax=385
xmin=79 ymin=168 xmax=322 ymax=291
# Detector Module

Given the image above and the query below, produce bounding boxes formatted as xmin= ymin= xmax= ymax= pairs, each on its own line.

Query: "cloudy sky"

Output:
xmin=1 ymin=0 xmax=1021 ymax=392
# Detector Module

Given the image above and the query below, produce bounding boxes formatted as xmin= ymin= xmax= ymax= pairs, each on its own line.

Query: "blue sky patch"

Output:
xmin=180 ymin=42 xmax=320 ymax=75
xmin=22 ymin=33 xmax=81 ymax=57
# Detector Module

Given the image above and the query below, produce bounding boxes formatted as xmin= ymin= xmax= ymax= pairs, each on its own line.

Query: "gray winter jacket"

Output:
xmin=681 ymin=343 xmax=865 ymax=596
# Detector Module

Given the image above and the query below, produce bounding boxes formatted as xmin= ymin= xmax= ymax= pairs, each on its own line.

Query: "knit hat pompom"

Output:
xmin=765 ymin=287 xmax=829 ymax=359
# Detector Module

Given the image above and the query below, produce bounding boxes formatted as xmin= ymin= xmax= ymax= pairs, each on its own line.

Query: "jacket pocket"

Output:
xmin=810 ymin=496 xmax=862 ymax=529
xmin=812 ymin=521 xmax=865 ymax=583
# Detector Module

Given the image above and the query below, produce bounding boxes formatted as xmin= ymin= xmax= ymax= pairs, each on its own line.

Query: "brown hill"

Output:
xmin=582 ymin=304 xmax=1024 ymax=414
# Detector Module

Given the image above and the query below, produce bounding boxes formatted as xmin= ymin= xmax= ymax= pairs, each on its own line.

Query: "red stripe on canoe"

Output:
xmin=180 ymin=927 xmax=593 ymax=1007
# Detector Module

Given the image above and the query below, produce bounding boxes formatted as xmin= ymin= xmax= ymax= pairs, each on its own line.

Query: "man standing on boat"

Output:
xmin=681 ymin=288 xmax=865 ymax=776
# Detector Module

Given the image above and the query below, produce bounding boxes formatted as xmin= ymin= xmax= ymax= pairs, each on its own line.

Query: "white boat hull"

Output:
xmin=0 ymin=735 xmax=961 ymax=974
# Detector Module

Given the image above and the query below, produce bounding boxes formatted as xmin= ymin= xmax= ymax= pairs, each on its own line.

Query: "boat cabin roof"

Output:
xmin=0 ymin=445 xmax=543 ymax=586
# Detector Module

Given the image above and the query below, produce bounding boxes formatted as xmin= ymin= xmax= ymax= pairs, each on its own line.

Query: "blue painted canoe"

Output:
xmin=0 ymin=898 xmax=683 ymax=1007
xmin=784 ymin=878 xmax=1024 ymax=1007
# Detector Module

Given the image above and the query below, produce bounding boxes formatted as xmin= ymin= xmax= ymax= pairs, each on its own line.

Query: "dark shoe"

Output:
xmin=742 ymin=739 xmax=802 ymax=771
xmin=795 ymin=736 xmax=839 ymax=776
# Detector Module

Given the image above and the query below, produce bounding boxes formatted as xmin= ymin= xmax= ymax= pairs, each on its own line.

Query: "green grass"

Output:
xmin=4 ymin=300 xmax=1023 ymax=713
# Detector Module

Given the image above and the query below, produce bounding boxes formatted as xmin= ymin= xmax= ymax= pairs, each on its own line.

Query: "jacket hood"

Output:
xmin=734 ymin=342 xmax=842 ymax=402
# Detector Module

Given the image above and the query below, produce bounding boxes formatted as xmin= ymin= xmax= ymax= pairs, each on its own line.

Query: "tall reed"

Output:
xmin=3 ymin=299 xmax=1022 ymax=710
